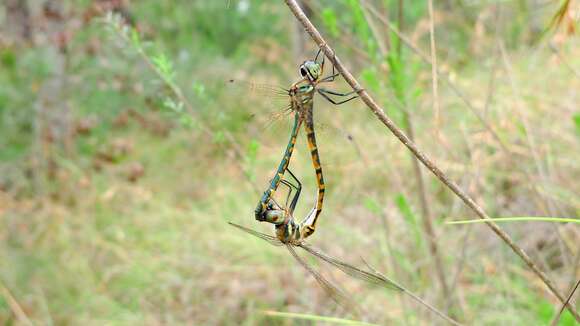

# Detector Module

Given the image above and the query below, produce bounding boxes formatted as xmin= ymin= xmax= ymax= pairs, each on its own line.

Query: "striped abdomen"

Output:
xmin=301 ymin=106 xmax=325 ymax=238
xmin=255 ymin=114 xmax=302 ymax=223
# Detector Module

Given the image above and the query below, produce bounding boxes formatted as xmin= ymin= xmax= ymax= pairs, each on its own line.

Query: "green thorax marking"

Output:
xmin=291 ymin=83 xmax=315 ymax=117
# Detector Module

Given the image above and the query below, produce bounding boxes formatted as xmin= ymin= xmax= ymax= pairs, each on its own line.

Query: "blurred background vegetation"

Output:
xmin=0 ymin=0 xmax=578 ymax=324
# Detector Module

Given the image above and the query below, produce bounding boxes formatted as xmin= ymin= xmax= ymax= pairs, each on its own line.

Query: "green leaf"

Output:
xmin=0 ymin=48 xmax=16 ymax=69
xmin=246 ymin=139 xmax=259 ymax=163
xmin=573 ymin=113 xmax=580 ymax=137
xmin=162 ymin=97 xmax=183 ymax=113
xmin=394 ymin=194 xmax=422 ymax=247
xmin=213 ymin=130 xmax=225 ymax=144
xmin=346 ymin=0 xmax=376 ymax=59
xmin=321 ymin=8 xmax=340 ymax=38
xmin=363 ymin=197 xmax=381 ymax=215
xmin=534 ymin=298 xmax=575 ymax=325
xmin=130 ymin=28 xmax=141 ymax=49
xmin=192 ymin=81 xmax=207 ymax=101
xmin=152 ymin=53 xmax=175 ymax=82
xmin=242 ymin=139 xmax=260 ymax=182
xmin=360 ymin=68 xmax=380 ymax=93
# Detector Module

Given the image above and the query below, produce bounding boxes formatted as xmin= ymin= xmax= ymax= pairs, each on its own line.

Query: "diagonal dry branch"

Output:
xmin=283 ymin=0 xmax=580 ymax=321
xmin=551 ymin=279 xmax=580 ymax=326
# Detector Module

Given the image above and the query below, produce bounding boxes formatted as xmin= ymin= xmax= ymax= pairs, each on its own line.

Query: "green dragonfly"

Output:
xmin=246 ymin=49 xmax=358 ymax=242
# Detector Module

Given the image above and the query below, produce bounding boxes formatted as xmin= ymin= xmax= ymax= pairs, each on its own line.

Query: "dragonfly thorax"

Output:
xmin=290 ymin=84 xmax=314 ymax=96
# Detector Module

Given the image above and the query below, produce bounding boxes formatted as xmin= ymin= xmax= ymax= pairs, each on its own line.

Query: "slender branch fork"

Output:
xmin=283 ymin=0 xmax=579 ymax=321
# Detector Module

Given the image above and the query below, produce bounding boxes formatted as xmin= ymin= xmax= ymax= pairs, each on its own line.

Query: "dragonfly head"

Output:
xmin=255 ymin=201 xmax=286 ymax=225
xmin=300 ymin=60 xmax=322 ymax=83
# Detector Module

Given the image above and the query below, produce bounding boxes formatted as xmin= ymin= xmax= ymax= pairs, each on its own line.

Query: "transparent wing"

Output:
xmin=285 ymin=244 xmax=357 ymax=309
xmin=229 ymin=222 xmax=458 ymax=325
xmin=228 ymin=222 xmax=355 ymax=308
xmin=223 ymin=79 xmax=293 ymax=131
xmin=228 ymin=222 xmax=284 ymax=247
xmin=223 ymin=79 xmax=343 ymax=136
xmin=299 ymin=243 xmax=403 ymax=292
xmin=228 ymin=223 xmax=401 ymax=292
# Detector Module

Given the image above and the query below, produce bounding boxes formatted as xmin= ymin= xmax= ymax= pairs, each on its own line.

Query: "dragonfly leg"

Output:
xmin=276 ymin=168 xmax=302 ymax=215
xmin=317 ymin=50 xmax=340 ymax=83
xmin=314 ymin=48 xmax=323 ymax=63
xmin=319 ymin=73 xmax=340 ymax=83
xmin=314 ymin=48 xmax=330 ymax=80
xmin=317 ymin=88 xmax=358 ymax=105
xmin=279 ymin=179 xmax=295 ymax=211
xmin=285 ymin=168 xmax=302 ymax=215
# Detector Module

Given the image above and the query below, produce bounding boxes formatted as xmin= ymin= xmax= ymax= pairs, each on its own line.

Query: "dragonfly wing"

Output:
xmin=223 ymin=79 xmax=299 ymax=157
xmin=299 ymin=243 xmax=403 ymax=292
xmin=299 ymin=244 xmax=462 ymax=325
xmin=228 ymin=222 xmax=284 ymax=247
xmin=229 ymin=223 xmax=360 ymax=311
xmin=286 ymin=244 xmax=357 ymax=309
xmin=224 ymin=79 xmax=291 ymax=119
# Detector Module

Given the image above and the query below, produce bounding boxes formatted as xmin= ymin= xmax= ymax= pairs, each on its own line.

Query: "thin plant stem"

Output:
xmin=0 ymin=280 xmax=33 ymax=326
xmin=361 ymin=1 xmax=510 ymax=154
xmin=427 ymin=0 xmax=441 ymax=136
xmin=550 ymin=279 xmax=580 ymax=326
xmin=363 ymin=0 xmax=455 ymax=314
xmin=407 ymin=115 xmax=454 ymax=314
xmin=549 ymin=43 xmax=580 ymax=80
xmin=282 ymin=0 xmax=580 ymax=321
xmin=377 ymin=209 xmax=411 ymax=324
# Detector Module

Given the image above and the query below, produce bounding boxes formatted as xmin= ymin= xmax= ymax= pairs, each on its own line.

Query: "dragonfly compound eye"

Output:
xmin=301 ymin=61 xmax=321 ymax=82
xmin=265 ymin=209 xmax=285 ymax=224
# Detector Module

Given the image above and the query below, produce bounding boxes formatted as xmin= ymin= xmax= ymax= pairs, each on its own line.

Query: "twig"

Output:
xmin=421 ymin=0 xmax=455 ymax=314
xmin=377 ymin=208 xmax=411 ymax=323
xmin=426 ymin=0 xmax=440 ymax=136
xmin=549 ymin=43 xmax=580 ymax=80
xmin=283 ymin=0 xmax=580 ymax=321
xmin=550 ymin=279 xmax=580 ymax=326
xmin=408 ymin=116 xmax=454 ymax=312
xmin=0 ymin=280 xmax=33 ymax=326
xmin=359 ymin=3 xmax=387 ymax=58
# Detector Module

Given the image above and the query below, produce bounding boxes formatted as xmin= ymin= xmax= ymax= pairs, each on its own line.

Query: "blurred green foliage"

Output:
xmin=0 ymin=0 xmax=578 ymax=324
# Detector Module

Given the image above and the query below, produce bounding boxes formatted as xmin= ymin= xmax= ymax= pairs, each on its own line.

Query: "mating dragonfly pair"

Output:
xmin=252 ymin=49 xmax=358 ymax=244
xmin=230 ymin=50 xmax=400 ymax=302
xmin=229 ymin=50 xmax=461 ymax=325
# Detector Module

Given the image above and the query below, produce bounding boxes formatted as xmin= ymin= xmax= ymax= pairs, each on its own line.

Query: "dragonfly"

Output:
xmin=245 ymin=49 xmax=359 ymax=242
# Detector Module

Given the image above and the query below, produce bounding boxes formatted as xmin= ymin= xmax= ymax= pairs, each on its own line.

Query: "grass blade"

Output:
xmin=446 ymin=217 xmax=580 ymax=225
xmin=262 ymin=310 xmax=377 ymax=325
